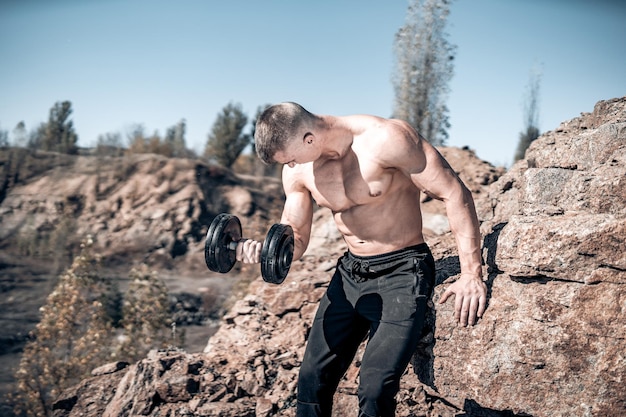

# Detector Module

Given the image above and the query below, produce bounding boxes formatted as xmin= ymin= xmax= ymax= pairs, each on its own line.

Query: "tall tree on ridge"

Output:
xmin=392 ymin=0 xmax=455 ymax=146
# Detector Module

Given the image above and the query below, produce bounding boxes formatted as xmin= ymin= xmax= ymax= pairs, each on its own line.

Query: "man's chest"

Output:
xmin=304 ymin=155 xmax=394 ymax=212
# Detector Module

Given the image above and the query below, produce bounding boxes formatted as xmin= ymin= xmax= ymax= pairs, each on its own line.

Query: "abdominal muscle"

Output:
xmin=330 ymin=190 xmax=425 ymax=256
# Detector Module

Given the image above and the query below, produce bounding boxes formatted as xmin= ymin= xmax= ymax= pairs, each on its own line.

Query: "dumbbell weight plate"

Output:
xmin=261 ymin=223 xmax=294 ymax=284
xmin=205 ymin=213 xmax=242 ymax=273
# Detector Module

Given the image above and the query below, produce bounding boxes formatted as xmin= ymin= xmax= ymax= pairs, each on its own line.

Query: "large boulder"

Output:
xmin=464 ymin=96 xmax=625 ymax=416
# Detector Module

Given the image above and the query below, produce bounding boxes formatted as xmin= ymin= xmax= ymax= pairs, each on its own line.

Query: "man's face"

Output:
xmin=273 ymin=132 xmax=315 ymax=168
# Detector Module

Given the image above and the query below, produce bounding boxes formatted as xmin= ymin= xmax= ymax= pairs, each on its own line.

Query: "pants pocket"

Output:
xmin=412 ymin=254 xmax=435 ymax=298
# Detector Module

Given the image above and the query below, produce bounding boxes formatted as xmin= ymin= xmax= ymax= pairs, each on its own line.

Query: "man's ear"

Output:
xmin=303 ymin=132 xmax=314 ymax=145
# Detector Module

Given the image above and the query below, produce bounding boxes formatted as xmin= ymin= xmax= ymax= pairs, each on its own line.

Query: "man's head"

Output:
xmin=255 ymin=102 xmax=320 ymax=164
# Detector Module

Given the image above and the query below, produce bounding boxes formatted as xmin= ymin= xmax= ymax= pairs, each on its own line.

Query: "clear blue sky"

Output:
xmin=1 ymin=0 xmax=624 ymax=167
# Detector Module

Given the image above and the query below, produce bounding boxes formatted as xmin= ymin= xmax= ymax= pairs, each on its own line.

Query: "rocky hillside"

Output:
xmin=0 ymin=151 xmax=287 ymax=411
xmin=0 ymin=130 xmax=501 ymax=414
xmin=7 ymin=97 xmax=626 ymax=417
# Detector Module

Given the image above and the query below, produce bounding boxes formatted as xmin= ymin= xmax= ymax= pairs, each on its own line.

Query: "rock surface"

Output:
xmin=15 ymin=98 xmax=626 ymax=416
xmin=466 ymin=97 xmax=626 ymax=416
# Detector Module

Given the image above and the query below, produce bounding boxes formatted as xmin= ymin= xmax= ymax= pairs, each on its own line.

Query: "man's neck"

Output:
xmin=318 ymin=115 xmax=353 ymax=160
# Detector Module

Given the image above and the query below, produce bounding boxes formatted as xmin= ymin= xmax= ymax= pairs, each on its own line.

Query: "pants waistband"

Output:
xmin=342 ymin=243 xmax=431 ymax=282
xmin=347 ymin=243 xmax=430 ymax=266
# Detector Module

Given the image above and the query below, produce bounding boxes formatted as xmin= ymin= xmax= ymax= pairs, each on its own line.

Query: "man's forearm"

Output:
xmin=446 ymin=188 xmax=483 ymax=279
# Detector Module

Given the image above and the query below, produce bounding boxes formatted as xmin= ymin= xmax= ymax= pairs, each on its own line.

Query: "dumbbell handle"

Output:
xmin=227 ymin=238 xmax=260 ymax=251
xmin=227 ymin=240 xmax=241 ymax=251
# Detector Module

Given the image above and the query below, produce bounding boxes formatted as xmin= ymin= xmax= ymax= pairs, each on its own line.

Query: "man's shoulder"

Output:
xmin=343 ymin=114 xmax=391 ymax=129
xmin=353 ymin=119 xmax=428 ymax=171
xmin=353 ymin=117 xmax=416 ymax=148
xmin=281 ymin=163 xmax=313 ymax=191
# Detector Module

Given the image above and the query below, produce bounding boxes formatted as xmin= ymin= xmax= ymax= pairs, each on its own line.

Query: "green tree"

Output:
xmin=164 ymin=119 xmax=188 ymax=158
xmin=30 ymin=101 xmax=79 ymax=154
xmin=204 ymin=102 xmax=251 ymax=168
xmin=392 ymin=0 xmax=455 ymax=146
xmin=117 ymin=264 xmax=173 ymax=362
xmin=514 ymin=68 xmax=542 ymax=161
xmin=13 ymin=237 xmax=113 ymax=417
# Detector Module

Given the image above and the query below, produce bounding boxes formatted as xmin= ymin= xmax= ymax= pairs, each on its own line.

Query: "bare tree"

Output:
xmin=13 ymin=121 xmax=28 ymax=147
xmin=392 ymin=0 xmax=455 ymax=146
xmin=96 ymin=131 xmax=125 ymax=157
xmin=0 ymin=126 xmax=8 ymax=148
xmin=118 ymin=264 xmax=173 ymax=362
xmin=12 ymin=240 xmax=174 ymax=417
xmin=13 ymin=238 xmax=113 ymax=417
xmin=514 ymin=67 xmax=542 ymax=161
xmin=126 ymin=123 xmax=147 ymax=153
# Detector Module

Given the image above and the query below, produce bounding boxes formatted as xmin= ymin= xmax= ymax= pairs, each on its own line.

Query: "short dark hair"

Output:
xmin=254 ymin=102 xmax=318 ymax=164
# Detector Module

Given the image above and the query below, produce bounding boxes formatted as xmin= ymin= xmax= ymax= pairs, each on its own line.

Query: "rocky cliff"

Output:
xmin=0 ymin=151 xmax=286 ymax=411
xmin=11 ymin=97 xmax=626 ymax=416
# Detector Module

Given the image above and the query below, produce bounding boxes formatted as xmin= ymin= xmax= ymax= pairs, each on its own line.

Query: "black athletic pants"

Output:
xmin=296 ymin=244 xmax=436 ymax=417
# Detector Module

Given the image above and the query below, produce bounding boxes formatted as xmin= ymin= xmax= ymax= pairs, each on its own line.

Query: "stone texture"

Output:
xmin=470 ymin=97 xmax=626 ymax=416
xmin=0 ymin=155 xmax=285 ymax=272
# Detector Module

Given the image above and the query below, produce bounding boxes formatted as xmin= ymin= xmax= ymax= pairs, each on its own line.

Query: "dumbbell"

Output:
xmin=204 ymin=213 xmax=294 ymax=284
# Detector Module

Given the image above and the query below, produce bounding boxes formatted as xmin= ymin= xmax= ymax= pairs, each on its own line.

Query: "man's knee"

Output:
xmin=297 ymin=360 xmax=335 ymax=406
xmin=296 ymin=400 xmax=325 ymax=417
xmin=297 ymin=359 xmax=320 ymax=397
xmin=357 ymin=373 xmax=399 ymax=417
xmin=296 ymin=371 xmax=332 ymax=417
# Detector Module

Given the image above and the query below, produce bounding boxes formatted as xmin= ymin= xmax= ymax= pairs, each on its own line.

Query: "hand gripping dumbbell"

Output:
xmin=204 ymin=213 xmax=294 ymax=284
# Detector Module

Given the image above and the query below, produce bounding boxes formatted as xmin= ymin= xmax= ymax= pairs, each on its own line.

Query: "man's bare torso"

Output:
xmin=296 ymin=116 xmax=426 ymax=256
xmin=259 ymin=105 xmax=486 ymax=327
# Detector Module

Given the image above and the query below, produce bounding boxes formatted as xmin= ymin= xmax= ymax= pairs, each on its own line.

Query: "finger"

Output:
xmin=244 ymin=240 xmax=256 ymax=263
xmin=241 ymin=240 xmax=262 ymax=264
xmin=477 ymin=294 xmax=487 ymax=318
xmin=454 ymin=294 xmax=463 ymax=322
xmin=459 ymin=297 xmax=470 ymax=326
xmin=254 ymin=241 xmax=263 ymax=263
xmin=439 ymin=288 xmax=452 ymax=304
xmin=467 ymin=297 xmax=479 ymax=326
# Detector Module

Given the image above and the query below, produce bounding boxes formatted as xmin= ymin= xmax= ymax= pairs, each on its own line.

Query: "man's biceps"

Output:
xmin=411 ymin=178 xmax=443 ymax=201
xmin=282 ymin=195 xmax=312 ymax=225
xmin=415 ymin=171 xmax=461 ymax=201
